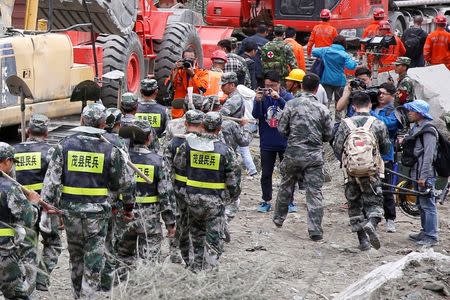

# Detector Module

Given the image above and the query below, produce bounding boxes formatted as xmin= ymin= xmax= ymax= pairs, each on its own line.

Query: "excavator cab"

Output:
xmin=274 ymin=0 xmax=339 ymax=21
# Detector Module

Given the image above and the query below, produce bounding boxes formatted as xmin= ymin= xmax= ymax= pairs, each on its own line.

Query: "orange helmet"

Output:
xmin=211 ymin=50 xmax=228 ymax=63
xmin=378 ymin=20 xmax=391 ymax=31
xmin=320 ymin=9 xmax=331 ymax=20
xmin=373 ymin=8 xmax=385 ymax=20
xmin=435 ymin=15 xmax=447 ymax=25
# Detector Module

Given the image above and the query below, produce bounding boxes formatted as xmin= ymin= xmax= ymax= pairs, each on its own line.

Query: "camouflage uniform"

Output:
xmin=273 ymin=93 xmax=333 ymax=239
xmin=117 ymin=120 xmax=176 ymax=263
xmin=0 ymin=143 xmax=36 ymax=299
xmin=261 ymin=35 xmax=298 ymax=79
xmin=333 ymin=112 xmax=391 ymax=249
xmin=165 ymin=94 xmax=204 ymax=141
xmin=219 ymin=72 xmax=245 ymax=118
xmin=13 ymin=114 xmax=62 ymax=290
xmin=394 ymin=57 xmax=415 ymax=107
xmin=174 ymin=112 xmax=241 ymax=270
xmin=41 ymin=104 xmax=135 ymax=298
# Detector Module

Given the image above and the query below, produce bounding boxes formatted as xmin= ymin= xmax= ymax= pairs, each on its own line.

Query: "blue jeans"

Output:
xmin=416 ymin=184 xmax=438 ymax=240
xmin=238 ymin=146 xmax=257 ymax=175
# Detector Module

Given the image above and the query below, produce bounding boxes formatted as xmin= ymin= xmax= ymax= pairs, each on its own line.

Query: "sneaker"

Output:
xmin=257 ymin=201 xmax=271 ymax=213
xmin=408 ymin=231 xmax=425 ymax=242
xmin=288 ymin=202 xmax=298 ymax=213
xmin=416 ymin=237 xmax=438 ymax=247
xmin=386 ymin=219 xmax=396 ymax=233
xmin=363 ymin=222 xmax=381 ymax=250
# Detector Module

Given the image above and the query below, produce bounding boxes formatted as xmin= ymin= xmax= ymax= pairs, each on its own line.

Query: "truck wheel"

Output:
xmin=394 ymin=18 xmax=405 ymax=37
xmin=97 ymin=32 xmax=145 ymax=107
xmin=154 ymin=22 xmax=203 ymax=106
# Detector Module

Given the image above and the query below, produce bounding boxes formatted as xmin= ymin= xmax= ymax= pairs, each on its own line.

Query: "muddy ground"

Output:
xmin=24 ymin=135 xmax=450 ymax=300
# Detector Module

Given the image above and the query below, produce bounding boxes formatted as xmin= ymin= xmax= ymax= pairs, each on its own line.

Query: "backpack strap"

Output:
xmin=343 ymin=118 xmax=357 ymax=131
xmin=362 ymin=116 xmax=376 ymax=130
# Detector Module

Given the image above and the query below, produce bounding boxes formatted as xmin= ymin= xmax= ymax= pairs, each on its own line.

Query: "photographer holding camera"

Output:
xmin=169 ymin=48 xmax=208 ymax=119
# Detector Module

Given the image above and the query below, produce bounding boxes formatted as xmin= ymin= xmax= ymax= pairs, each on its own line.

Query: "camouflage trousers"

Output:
xmin=0 ymin=245 xmax=32 ymax=299
xmin=273 ymin=159 xmax=325 ymax=237
xmin=173 ymin=189 xmax=191 ymax=265
xmin=186 ymin=194 xmax=225 ymax=271
xmin=19 ymin=228 xmax=37 ymax=296
xmin=64 ymin=215 xmax=108 ymax=299
xmin=345 ymin=176 xmax=384 ymax=232
xmin=116 ymin=206 xmax=163 ymax=262
xmin=100 ymin=215 xmax=119 ymax=291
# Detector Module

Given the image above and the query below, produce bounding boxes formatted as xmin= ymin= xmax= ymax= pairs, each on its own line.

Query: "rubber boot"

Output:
xmin=357 ymin=230 xmax=371 ymax=251
xmin=363 ymin=217 xmax=381 ymax=250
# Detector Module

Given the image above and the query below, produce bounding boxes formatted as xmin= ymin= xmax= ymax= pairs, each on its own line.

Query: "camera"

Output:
xmin=360 ymin=35 xmax=397 ymax=51
xmin=256 ymin=87 xmax=273 ymax=95
xmin=182 ymin=59 xmax=193 ymax=68
xmin=349 ymin=78 xmax=380 ymax=107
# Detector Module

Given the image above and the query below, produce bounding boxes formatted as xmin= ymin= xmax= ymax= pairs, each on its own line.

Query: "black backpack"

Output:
xmin=401 ymin=124 xmax=450 ymax=177
xmin=403 ymin=30 xmax=421 ymax=60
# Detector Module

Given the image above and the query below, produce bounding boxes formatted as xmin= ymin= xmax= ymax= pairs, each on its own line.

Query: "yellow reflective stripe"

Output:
xmin=186 ymin=179 xmax=225 ymax=189
xmin=15 ymin=152 xmax=41 ymax=171
xmin=23 ymin=183 xmax=44 ymax=191
xmin=135 ymin=196 xmax=158 ymax=203
xmin=0 ymin=228 xmax=15 ymax=236
xmin=62 ymin=186 xmax=108 ymax=196
xmin=175 ymin=174 xmax=187 ymax=182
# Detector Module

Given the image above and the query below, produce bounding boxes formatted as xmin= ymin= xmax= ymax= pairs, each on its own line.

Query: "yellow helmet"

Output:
xmin=285 ymin=69 xmax=306 ymax=82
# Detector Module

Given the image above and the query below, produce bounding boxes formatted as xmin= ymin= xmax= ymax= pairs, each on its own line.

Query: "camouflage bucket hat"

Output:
xmin=220 ymin=72 xmax=238 ymax=85
xmin=0 ymin=142 xmax=18 ymax=162
xmin=121 ymin=92 xmax=138 ymax=109
xmin=105 ymin=108 xmax=122 ymax=130
xmin=82 ymin=103 xmax=107 ymax=127
xmin=184 ymin=93 xmax=204 ymax=110
xmin=28 ymin=113 xmax=49 ymax=133
xmin=203 ymin=111 xmax=222 ymax=131
xmin=141 ymin=78 xmax=158 ymax=92
xmin=185 ymin=109 xmax=205 ymax=125
xmin=119 ymin=119 xmax=154 ymax=144
xmin=394 ymin=57 xmax=411 ymax=66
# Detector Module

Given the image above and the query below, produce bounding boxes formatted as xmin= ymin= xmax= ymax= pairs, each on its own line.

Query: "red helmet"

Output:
xmin=373 ymin=8 xmax=385 ymax=20
xmin=378 ymin=20 xmax=391 ymax=31
xmin=435 ymin=15 xmax=447 ymax=25
xmin=211 ymin=50 xmax=228 ymax=63
xmin=320 ymin=9 xmax=331 ymax=20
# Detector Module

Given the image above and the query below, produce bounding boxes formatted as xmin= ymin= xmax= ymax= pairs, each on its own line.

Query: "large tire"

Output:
xmin=154 ymin=22 xmax=203 ymax=106
xmin=97 ymin=32 xmax=145 ymax=107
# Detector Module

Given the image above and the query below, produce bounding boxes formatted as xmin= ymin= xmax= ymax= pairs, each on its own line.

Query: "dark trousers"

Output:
xmin=382 ymin=161 xmax=396 ymax=220
xmin=322 ymin=84 xmax=344 ymax=105
xmin=261 ymin=149 xmax=284 ymax=201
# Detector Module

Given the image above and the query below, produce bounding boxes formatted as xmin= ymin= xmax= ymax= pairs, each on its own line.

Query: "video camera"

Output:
xmin=360 ymin=35 xmax=397 ymax=51
xmin=349 ymin=78 xmax=381 ymax=107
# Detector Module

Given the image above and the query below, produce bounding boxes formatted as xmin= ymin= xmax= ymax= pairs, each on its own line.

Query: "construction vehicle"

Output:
xmin=0 ymin=0 xmax=232 ymax=132
xmin=205 ymin=0 xmax=450 ymax=40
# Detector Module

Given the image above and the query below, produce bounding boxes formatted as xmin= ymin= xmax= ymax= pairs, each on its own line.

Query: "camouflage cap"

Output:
xmin=220 ymin=72 xmax=238 ymax=85
xmin=0 ymin=142 xmax=17 ymax=162
xmin=201 ymin=95 xmax=221 ymax=112
xmin=394 ymin=57 xmax=411 ymax=66
xmin=105 ymin=108 xmax=122 ymax=130
xmin=82 ymin=103 xmax=107 ymax=127
xmin=121 ymin=92 xmax=138 ymax=109
xmin=203 ymin=111 xmax=222 ymax=131
xmin=140 ymin=78 xmax=158 ymax=92
xmin=184 ymin=93 xmax=204 ymax=110
xmin=119 ymin=119 xmax=153 ymax=144
xmin=185 ymin=109 xmax=205 ymax=125
xmin=28 ymin=113 xmax=49 ymax=133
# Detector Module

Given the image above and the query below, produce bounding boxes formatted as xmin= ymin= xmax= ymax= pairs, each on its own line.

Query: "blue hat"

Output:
xmin=403 ymin=100 xmax=433 ymax=120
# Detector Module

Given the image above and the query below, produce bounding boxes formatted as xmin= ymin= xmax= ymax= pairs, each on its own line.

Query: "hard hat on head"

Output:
xmin=320 ymin=9 xmax=331 ymax=19
xmin=220 ymin=72 xmax=238 ymax=85
xmin=378 ymin=20 xmax=391 ymax=31
xmin=82 ymin=103 xmax=107 ymax=127
xmin=285 ymin=69 xmax=306 ymax=83
xmin=203 ymin=111 xmax=222 ymax=131
xmin=435 ymin=15 xmax=447 ymax=24
xmin=211 ymin=50 xmax=228 ymax=63
xmin=28 ymin=114 xmax=49 ymax=134
xmin=373 ymin=8 xmax=385 ymax=20
xmin=0 ymin=142 xmax=17 ymax=162
xmin=121 ymin=92 xmax=138 ymax=110
xmin=105 ymin=108 xmax=122 ymax=130
xmin=140 ymin=78 xmax=158 ymax=93
xmin=185 ymin=109 xmax=205 ymax=125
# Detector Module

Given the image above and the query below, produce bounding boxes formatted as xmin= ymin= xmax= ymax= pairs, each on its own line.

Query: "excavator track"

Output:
xmin=37 ymin=0 xmax=139 ymax=35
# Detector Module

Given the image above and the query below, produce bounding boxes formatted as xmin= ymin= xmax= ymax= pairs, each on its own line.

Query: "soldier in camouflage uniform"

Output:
xmin=333 ymin=92 xmax=391 ymax=251
xmin=165 ymin=94 xmax=204 ymax=141
xmin=120 ymin=92 xmax=139 ymax=126
xmin=117 ymin=119 xmax=176 ymax=263
xmin=41 ymin=103 xmax=135 ymax=298
xmin=261 ymin=25 xmax=298 ymax=79
xmin=0 ymin=142 xmax=38 ymax=299
xmin=273 ymin=75 xmax=333 ymax=241
xmin=136 ymin=79 xmax=170 ymax=138
xmin=14 ymin=114 xmax=62 ymax=292
xmin=163 ymin=110 xmax=205 ymax=265
xmin=219 ymin=72 xmax=246 ymax=118
xmin=394 ymin=57 xmax=415 ymax=107
xmin=174 ymin=112 xmax=241 ymax=271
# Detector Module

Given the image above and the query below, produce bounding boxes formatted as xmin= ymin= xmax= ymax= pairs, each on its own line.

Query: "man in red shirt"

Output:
xmin=424 ymin=15 xmax=450 ymax=69
xmin=307 ymin=9 xmax=338 ymax=57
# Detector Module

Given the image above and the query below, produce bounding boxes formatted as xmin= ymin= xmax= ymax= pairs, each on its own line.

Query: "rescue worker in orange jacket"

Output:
xmin=362 ymin=8 xmax=385 ymax=38
xmin=424 ymin=15 xmax=450 ymax=69
xmin=205 ymin=50 xmax=228 ymax=103
xmin=307 ymin=9 xmax=338 ymax=57
xmin=285 ymin=27 xmax=306 ymax=72
xmin=169 ymin=48 xmax=208 ymax=119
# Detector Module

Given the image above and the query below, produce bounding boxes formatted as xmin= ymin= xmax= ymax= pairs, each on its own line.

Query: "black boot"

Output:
xmin=363 ymin=217 xmax=381 ymax=250
xmin=357 ymin=230 xmax=371 ymax=251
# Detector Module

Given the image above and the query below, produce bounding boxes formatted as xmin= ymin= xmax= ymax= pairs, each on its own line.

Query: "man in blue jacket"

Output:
xmin=252 ymin=70 xmax=294 ymax=213
xmin=312 ymin=35 xmax=357 ymax=107
xmin=370 ymin=82 xmax=402 ymax=233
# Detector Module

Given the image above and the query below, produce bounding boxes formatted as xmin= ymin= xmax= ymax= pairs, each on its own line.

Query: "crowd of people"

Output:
xmin=1 ymin=9 xmax=450 ymax=300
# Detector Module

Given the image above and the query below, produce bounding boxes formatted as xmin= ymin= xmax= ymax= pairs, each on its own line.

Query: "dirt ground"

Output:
xmin=14 ymin=137 xmax=450 ymax=300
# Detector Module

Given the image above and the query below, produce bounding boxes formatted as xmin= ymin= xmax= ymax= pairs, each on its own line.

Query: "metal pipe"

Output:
xmin=385 ymin=168 xmax=420 ymax=184
xmin=394 ymin=0 xmax=450 ymax=7
xmin=82 ymin=0 xmax=99 ymax=80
